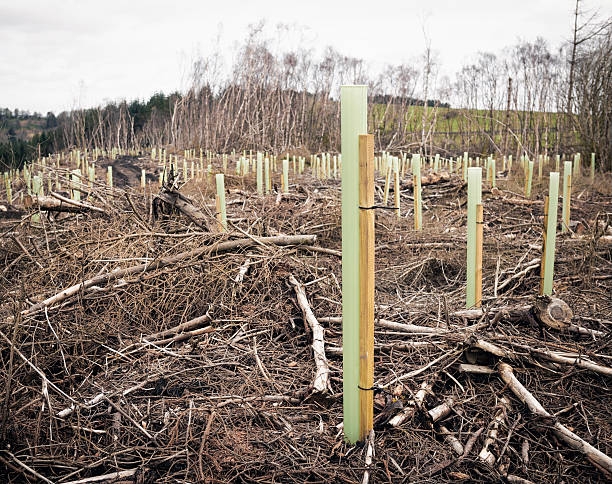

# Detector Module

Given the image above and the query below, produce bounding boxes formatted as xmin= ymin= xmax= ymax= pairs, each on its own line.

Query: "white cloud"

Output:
xmin=1 ymin=0 xmax=610 ymax=113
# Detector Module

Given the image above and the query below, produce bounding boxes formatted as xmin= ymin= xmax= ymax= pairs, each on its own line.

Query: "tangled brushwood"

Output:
xmin=0 ymin=155 xmax=611 ymax=483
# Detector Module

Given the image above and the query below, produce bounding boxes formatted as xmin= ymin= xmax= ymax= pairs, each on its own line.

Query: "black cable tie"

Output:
xmin=358 ymin=385 xmax=376 ymax=391
xmin=359 ymin=205 xmax=400 ymax=211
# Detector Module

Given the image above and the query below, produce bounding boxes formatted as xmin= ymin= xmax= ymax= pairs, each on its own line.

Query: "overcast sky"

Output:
xmin=1 ymin=0 xmax=610 ymax=115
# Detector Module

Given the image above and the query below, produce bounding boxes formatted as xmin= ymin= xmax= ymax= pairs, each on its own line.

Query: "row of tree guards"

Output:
xmin=338 ymin=86 xmax=573 ymax=444
xmin=1 ymin=109 xmax=591 ymax=445
xmin=4 ymin=138 xmax=594 ymax=219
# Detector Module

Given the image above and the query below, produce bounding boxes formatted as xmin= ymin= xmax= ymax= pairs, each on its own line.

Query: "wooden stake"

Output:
xmin=358 ymin=134 xmax=374 ymax=442
xmin=475 ymin=204 xmax=483 ymax=307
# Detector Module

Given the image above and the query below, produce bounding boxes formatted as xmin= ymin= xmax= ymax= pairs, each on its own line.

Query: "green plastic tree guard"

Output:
xmin=341 ymin=85 xmax=367 ymax=444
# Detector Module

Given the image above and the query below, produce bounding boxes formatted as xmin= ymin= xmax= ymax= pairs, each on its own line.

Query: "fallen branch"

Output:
xmin=57 ymin=377 xmax=153 ymax=418
xmin=23 ymin=234 xmax=316 ymax=316
xmin=361 ymin=429 xmax=375 ymax=484
xmin=478 ymin=397 xmax=510 ymax=465
xmin=145 ymin=313 xmax=212 ymax=342
xmin=428 ymin=398 xmax=455 ymax=422
xmin=389 ymin=380 xmax=432 ymax=427
xmin=439 ymin=425 xmax=464 ymax=455
xmin=499 ymin=362 xmax=612 ymax=476
xmin=288 ymin=274 xmax=331 ymax=394
xmin=153 ymin=190 xmax=212 ymax=231
xmin=62 ymin=469 xmax=138 ymax=484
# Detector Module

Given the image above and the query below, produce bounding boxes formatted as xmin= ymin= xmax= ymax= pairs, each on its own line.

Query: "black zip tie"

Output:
xmin=359 ymin=205 xmax=399 ymax=211
xmin=358 ymin=385 xmax=376 ymax=391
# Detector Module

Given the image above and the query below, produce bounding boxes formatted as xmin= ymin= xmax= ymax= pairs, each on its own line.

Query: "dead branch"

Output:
xmin=22 ymin=234 xmax=316 ymax=316
xmin=288 ymin=274 xmax=331 ymax=394
xmin=499 ymin=362 xmax=612 ymax=476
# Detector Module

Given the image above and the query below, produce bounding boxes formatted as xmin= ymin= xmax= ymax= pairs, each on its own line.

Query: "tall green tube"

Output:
xmin=542 ymin=172 xmax=559 ymax=295
xmin=256 ymin=152 xmax=263 ymax=195
xmin=341 ymin=85 xmax=367 ymax=444
xmin=216 ymin=174 xmax=227 ymax=232
xmin=282 ymin=159 xmax=289 ymax=194
xmin=413 ymin=154 xmax=422 ymax=230
xmin=466 ymin=167 xmax=482 ymax=308
xmin=562 ymin=161 xmax=572 ymax=233
xmin=525 ymin=160 xmax=534 ymax=198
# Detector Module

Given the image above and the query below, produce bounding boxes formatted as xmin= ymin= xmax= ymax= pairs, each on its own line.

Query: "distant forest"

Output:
xmin=0 ymin=91 xmax=451 ymax=169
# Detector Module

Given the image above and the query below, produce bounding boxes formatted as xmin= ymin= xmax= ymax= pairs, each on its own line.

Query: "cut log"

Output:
xmin=24 ymin=193 xmax=106 ymax=214
xmin=288 ymin=274 xmax=331 ymax=394
xmin=499 ymin=362 xmax=612 ymax=477
xmin=533 ymin=296 xmax=573 ymax=330
xmin=453 ymin=297 xmax=597 ymax=336
xmin=399 ymin=171 xmax=451 ymax=188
